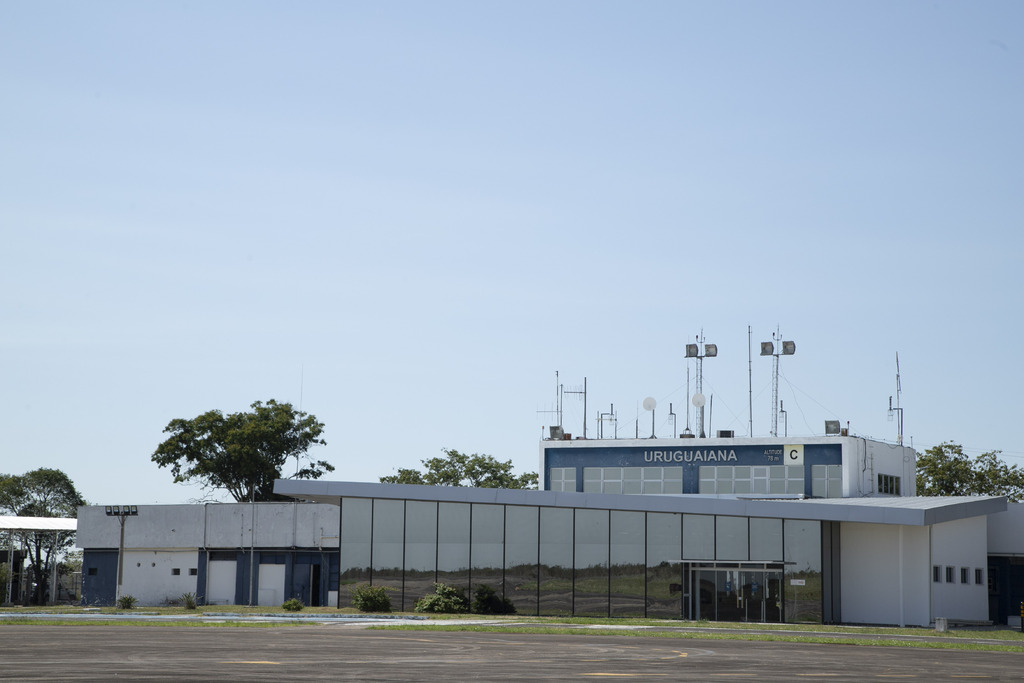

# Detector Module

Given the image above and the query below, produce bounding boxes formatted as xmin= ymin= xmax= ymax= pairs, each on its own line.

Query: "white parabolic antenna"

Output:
xmin=691 ymin=393 xmax=706 ymax=408
xmin=642 ymin=397 xmax=657 ymax=411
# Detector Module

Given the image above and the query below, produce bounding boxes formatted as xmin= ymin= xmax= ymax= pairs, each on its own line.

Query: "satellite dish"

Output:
xmin=642 ymin=397 xmax=657 ymax=411
xmin=691 ymin=393 xmax=706 ymax=408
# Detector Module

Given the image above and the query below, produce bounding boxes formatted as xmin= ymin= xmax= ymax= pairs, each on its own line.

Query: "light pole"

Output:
xmin=685 ymin=335 xmax=717 ymax=438
xmin=760 ymin=333 xmax=796 ymax=437
xmin=105 ymin=505 xmax=138 ymax=602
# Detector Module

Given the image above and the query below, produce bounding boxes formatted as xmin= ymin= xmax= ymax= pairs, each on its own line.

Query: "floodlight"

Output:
xmin=760 ymin=342 xmax=774 ymax=356
xmin=105 ymin=506 xmax=113 ymax=516
xmin=825 ymin=420 xmax=841 ymax=435
xmin=685 ymin=343 xmax=698 ymax=358
xmin=129 ymin=505 xmax=139 ymax=515
xmin=782 ymin=341 xmax=796 ymax=355
xmin=704 ymin=344 xmax=717 ymax=358
xmin=112 ymin=505 xmax=121 ymax=515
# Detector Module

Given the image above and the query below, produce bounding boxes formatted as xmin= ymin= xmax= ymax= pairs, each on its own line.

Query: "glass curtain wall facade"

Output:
xmin=337 ymin=497 xmax=823 ymax=623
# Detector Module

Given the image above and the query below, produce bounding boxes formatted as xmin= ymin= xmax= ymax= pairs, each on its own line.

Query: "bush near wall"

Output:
xmin=414 ymin=583 xmax=469 ymax=614
xmin=350 ymin=584 xmax=394 ymax=613
xmin=472 ymin=584 xmax=516 ymax=615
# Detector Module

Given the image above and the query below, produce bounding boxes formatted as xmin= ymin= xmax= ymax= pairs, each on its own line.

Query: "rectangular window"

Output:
xmin=812 ymin=465 xmax=844 ymax=498
xmin=975 ymin=568 xmax=984 ymax=585
xmin=548 ymin=467 xmax=576 ymax=492
xmin=945 ymin=566 xmax=955 ymax=583
xmin=961 ymin=567 xmax=969 ymax=584
xmin=877 ymin=473 xmax=902 ymax=496
xmin=702 ymin=465 xmax=804 ymax=495
xmin=88 ymin=567 xmax=98 ymax=576
xmin=172 ymin=568 xmax=181 ymax=576
xmin=933 ymin=565 xmax=941 ymax=583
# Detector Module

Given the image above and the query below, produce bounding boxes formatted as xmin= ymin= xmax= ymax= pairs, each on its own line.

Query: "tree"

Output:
xmin=916 ymin=442 xmax=1024 ymax=502
xmin=151 ymin=399 xmax=333 ymax=502
xmin=0 ymin=468 xmax=86 ymax=604
xmin=380 ymin=448 xmax=537 ymax=489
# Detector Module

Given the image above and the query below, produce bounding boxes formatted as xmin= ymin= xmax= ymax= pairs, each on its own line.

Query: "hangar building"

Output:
xmin=78 ymin=434 xmax=1017 ymax=627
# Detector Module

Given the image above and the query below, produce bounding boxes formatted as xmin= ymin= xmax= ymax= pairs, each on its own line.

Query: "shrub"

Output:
xmin=414 ymin=583 xmax=469 ymax=614
xmin=471 ymin=584 xmax=516 ymax=615
xmin=116 ymin=594 xmax=137 ymax=610
xmin=181 ymin=592 xmax=198 ymax=610
xmin=282 ymin=598 xmax=304 ymax=612
xmin=350 ymin=584 xmax=393 ymax=613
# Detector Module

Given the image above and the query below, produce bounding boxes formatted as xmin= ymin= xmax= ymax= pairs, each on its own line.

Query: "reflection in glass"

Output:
xmin=750 ymin=518 xmax=783 ymax=561
xmin=574 ymin=509 xmax=609 ymax=617
xmin=539 ymin=507 xmax=573 ymax=615
xmin=683 ymin=514 xmax=714 ymax=560
xmin=471 ymin=504 xmax=505 ymax=600
xmin=437 ymin=503 xmax=470 ymax=592
xmin=404 ymin=501 xmax=437 ymax=611
xmin=505 ymin=505 xmax=539 ymax=615
xmin=716 ymin=516 xmax=748 ymax=561
xmin=646 ymin=512 xmax=682 ymax=619
xmin=696 ymin=569 xmax=716 ymax=620
xmin=338 ymin=498 xmax=372 ymax=608
xmin=371 ymin=499 xmax=405 ymax=599
xmin=716 ymin=569 xmax=745 ymax=621
xmin=610 ymin=511 xmax=645 ymax=617
xmin=765 ymin=569 xmax=782 ymax=622
xmin=784 ymin=519 xmax=822 ymax=623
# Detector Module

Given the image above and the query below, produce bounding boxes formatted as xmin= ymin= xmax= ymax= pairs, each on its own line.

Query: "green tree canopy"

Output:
xmin=0 ymin=468 xmax=86 ymax=604
xmin=151 ymin=399 xmax=333 ymax=502
xmin=380 ymin=448 xmax=538 ymax=489
xmin=916 ymin=441 xmax=1024 ymax=502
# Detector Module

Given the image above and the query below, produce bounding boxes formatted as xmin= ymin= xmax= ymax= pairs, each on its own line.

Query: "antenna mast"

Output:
xmin=888 ymin=353 xmax=904 ymax=445
xmin=685 ymin=331 xmax=716 ymax=438
xmin=683 ymin=366 xmax=692 ymax=435
xmin=562 ymin=377 xmax=588 ymax=439
xmin=760 ymin=328 xmax=796 ymax=437
xmin=747 ymin=325 xmax=753 ymax=437
xmin=598 ymin=404 xmax=617 ymax=439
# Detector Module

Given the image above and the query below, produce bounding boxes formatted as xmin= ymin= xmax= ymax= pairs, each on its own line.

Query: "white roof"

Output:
xmin=0 ymin=516 xmax=77 ymax=532
xmin=275 ymin=480 xmax=1006 ymax=527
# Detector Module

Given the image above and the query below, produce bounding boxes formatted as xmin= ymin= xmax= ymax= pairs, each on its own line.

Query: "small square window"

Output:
xmin=945 ymin=566 xmax=955 ymax=583
xmin=975 ymin=568 xmax=984 ymax=585
xmin=932 ymin=566 xmax=941 ymax=583
xmin=88 ymin=567 xmax=98 ymax=576
xmin=172 ymin=568 xmax=181 ymax=576
xmin=189 ymin=568 xmax=198 ymax=576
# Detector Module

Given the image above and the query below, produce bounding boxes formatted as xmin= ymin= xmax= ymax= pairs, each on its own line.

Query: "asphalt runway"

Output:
xmin=2 ymin=625 xmax=1023 ymax=681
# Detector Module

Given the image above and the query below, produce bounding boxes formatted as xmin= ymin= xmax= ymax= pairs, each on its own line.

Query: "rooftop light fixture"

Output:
xmin=761 ymin=330 xmax=796 ymax=437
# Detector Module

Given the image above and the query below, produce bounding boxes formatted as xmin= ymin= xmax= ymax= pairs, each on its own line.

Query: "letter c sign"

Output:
xmin=786 ymin=445 xmax=804 ymax=466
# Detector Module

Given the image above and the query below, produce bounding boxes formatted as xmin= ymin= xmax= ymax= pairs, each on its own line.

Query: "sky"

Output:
xmin=2 ymin=1 xmax=1022 ymax=507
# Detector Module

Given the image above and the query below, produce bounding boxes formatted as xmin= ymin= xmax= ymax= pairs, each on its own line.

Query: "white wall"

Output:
xmin=986 ymin=503 xmax=1024 ymax=555
xmin=119 ymin=550 xmax=199 ymax=605
xmin=844 ymin=440 xmax=917 ymax=497
xmin=840 ymin=522 xmax=930 ymax=626
xmin=76 ymin=503 xmax=340 ymax=550
xmin=931 ymin=516 xmax=989 ymax=622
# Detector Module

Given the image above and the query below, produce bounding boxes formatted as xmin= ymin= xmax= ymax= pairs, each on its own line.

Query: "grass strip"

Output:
xmin=0 ymin=617 xmax=308 ymax=628
xmin=370 ymin=624 xmax=1024 ymax=653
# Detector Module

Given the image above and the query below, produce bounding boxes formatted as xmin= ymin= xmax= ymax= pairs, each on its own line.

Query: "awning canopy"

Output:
xmin=0 ymin=516 xmax=77 ymax=533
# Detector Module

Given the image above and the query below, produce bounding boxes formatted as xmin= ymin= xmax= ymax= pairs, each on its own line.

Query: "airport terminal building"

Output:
xmin=78 ymin=434 xmax=1018 ymax=626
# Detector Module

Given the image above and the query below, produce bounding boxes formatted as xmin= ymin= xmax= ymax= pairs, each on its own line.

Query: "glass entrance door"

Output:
xmin=689 ymin=565 xmax=783 ymax=623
